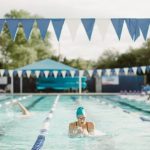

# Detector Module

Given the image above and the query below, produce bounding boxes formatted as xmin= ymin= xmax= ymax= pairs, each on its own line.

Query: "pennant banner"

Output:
xmin=124 ymin=68 xmax=129 ymax=75
xmin=97 ymin=69 xmax=102 ymax=77
xmin=66 ymin=19 xmax=80 ymax=40
xmin=138 ymin=19 xmax=150 ymax=40
xmin=88 ymin=70 xmax=93 ymax=77
xmin=132 ymin=67 xmax=137 ymax=75
xmin=125 ymin=19 xmax=140 ymax=41
xmin=70 ymin=70 xmax=75 ymax=78
xmin=53 ymin=70 xmax=58 ymax=78
xmin=81 ymin=18 xmax=95 ymax=40
xmin=111 ymin=19 xmax=124 ymax=40
xmin=115 ymin=68 xmax=120 ymax=75
xmin=1 ymin=18 xmax=150 ymax=41
xmin=35 ymin=71 xmax=41 ymax=78
xmin=6 ymin=19 xmax=19 ymax=40
xmin=105 ymin=69 xmax=111 ymax=76
xmin=20 ymin=19 xmax=35 ymax=40
xmin=61 ymin=70 xmax=66 ymax=78
xmin=8 ymin=70 xmax=13 ymax=77
xmin=51 ymin=19 xmax=65 ymax=41
xmin=0 ymin=69 xmax=5 ymax=76
xmin=26 ymin=70 xmax=31 ymax=78
xmin=79 ymin=70 xmax=84 ymax=77
xmin=96 ymin=19 xmax=110 ymax=40
xmin=44 ymin=71 xmax=49 ymax=78
xmin=36 ymin=19 xmax=50 ymax=40
xmin=141 ymin=66 xmax=146 ymax=74
xmin=17 ymin=70 xmax=22 ymax=78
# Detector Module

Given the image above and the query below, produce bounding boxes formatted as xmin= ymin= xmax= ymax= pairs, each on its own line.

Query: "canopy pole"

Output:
xmin=11 ymin=75 xmax=14 ymax=94
xmin=79 ymin=71 xmax=82 ymax=94
xmin=20 ymin=76 xmax=22 ymax=93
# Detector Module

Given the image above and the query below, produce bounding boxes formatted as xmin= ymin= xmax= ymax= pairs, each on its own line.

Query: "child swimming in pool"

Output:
xmin=69 ymin=107 xmax=95 ymax=138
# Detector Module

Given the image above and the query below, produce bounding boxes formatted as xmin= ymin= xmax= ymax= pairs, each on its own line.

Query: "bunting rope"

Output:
xmin=31 ymin=95 xmax=59 ymax=150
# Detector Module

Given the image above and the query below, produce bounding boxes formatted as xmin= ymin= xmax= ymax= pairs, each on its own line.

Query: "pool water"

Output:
xmin=0 ymin=95 xmax=150 ymax=150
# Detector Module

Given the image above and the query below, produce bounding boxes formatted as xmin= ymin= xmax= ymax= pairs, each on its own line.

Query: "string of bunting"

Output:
xmin=0 ymin=18 xmax=150 ymax=41
xmin=0 ymin=65 xmax=149 ymax=78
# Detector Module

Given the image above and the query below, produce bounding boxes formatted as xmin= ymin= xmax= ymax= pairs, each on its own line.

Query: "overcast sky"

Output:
xmin=0 ymin=0 xmax=149 ymax=60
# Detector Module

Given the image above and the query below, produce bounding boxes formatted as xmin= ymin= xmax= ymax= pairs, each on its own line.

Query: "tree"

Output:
xmin=0 ymin=9 xmax=53 ymax=69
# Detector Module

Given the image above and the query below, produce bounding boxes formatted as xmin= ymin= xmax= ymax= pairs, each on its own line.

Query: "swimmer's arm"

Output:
xmin=68 ymin=123 xmax=79 ymax=138
xmin=87 ymin=122 xmax=95 ymax=135
xmin=15 ymin=102 xmax=30 ymax=115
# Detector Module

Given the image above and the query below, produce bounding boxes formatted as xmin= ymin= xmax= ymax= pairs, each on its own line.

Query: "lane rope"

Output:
xmin=31 ymin=95 xmax=60 ymax=150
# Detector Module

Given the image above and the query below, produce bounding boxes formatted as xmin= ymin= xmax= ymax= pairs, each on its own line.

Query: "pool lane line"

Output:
xmin=26 ymin=96 xmax=46 ymax=110
xmin=99 ymin=96 xmax=150 ymax=122
xmin=31 ymin=95 xmax=60 ymax=150
xmin=0 ymin=95 xmax=32 ymax=109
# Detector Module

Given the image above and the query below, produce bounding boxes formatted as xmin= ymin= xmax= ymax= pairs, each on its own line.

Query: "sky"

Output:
xmin=0 ymin=0 xmax=150 ymax=60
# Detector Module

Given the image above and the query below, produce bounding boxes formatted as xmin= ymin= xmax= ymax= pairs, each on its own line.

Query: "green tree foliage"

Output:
xmin=62 ymin=57 xmax=96 ymax=70
xmin=96 ymin=40 xmax=150 ymax=69
xmin=0 ymin=10 xmax=53 ymax=69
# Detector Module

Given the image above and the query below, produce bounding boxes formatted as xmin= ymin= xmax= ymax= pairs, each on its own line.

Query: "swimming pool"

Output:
xmin=0 ymin=94 xmax=150 ymax=150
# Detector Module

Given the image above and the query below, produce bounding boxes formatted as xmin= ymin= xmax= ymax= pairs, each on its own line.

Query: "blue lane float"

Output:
xmin=31 ymin=135 xmax=45 ymax=150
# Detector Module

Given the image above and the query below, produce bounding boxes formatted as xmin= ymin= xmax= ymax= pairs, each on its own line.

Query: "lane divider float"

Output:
xmin=31 ymin=95 xmax=60 ymax=150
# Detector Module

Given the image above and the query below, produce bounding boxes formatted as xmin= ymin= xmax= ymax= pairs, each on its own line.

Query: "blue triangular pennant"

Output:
xmin=125 ymin=19 xmax=140 ymax=41
xmin=51 ymin=19 xmax=65 ymax=41
xmin=0 ymin=19 xmax=5 ymax=34
xmin=36 ymin=19 xmax=50 ymax=40
xmin=138 ymin=19 xmax=150 ymax=40
xmin=111 ymin=18 xmax=124 ymax=40
xmin=6 ymin=19 xmax=19 ymax=40
xmin=20 ymin=19 xmax=35 ymax=40
xmin=81 ymin=18 xmax=95 ymax=40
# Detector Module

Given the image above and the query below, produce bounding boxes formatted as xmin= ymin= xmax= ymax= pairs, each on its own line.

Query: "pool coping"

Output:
xmin=0 ymin=93 xmax=141 ymax=96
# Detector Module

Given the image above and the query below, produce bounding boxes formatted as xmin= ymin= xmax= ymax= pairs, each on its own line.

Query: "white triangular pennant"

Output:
xmin=96 ymin=19 xmax=110 ymax=40
xmin=44 ymin=71 xmax=49 ymax=78
xmin=79 ymin=70 xmax=84 ymax=77
xmin=66 ymin=19 xmax=80 ymax=40
xmin=26 ymin=70 xmax=31 ymax=78
xmin=124 ymin=68 xmax=129 ymax=75
xmin=141 ymin=66 xmax=146 ymax=73
xmin=0 ymin=69 xmax=5 ymax=76
xmin=132 ymin=67 xmax=137 ymax=75
xmin=70 ymin=70 xmax=75 ymax=78
xmin=53 ymin=71 xmax=58 ymax=78
xmin=8 ymin=70 xmax=13 ymax=77
xmin=35 ymin=71 xmax=41 ymax=78
xmin=105 ymin=69 xmax=111 ymax=76
xmin=17 ymin=70 xmax=22 ymax=78
xmin=97 ymin=69 xmax=102 ymax=77
xmin=88 ymin=70 xmax=93 ymax=77
xmin=61 ymin=70 xmax=66 ymax=78
xmin=115 ymin=68 xmax=120 ymax=75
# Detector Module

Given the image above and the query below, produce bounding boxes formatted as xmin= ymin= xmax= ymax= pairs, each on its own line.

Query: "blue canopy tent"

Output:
xmin=16 ymin=59 xmax=87 ymax=92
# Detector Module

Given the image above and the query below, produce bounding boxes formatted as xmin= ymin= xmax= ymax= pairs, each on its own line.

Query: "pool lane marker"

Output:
xmin=0 ymin=95 xmax=32 ymax=108
xmin=31 ymin=95 xmax=60 ymax=150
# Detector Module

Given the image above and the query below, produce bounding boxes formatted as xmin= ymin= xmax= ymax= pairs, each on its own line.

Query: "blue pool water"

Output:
xmin=0 ymin=94 xmax=150 ymax=150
